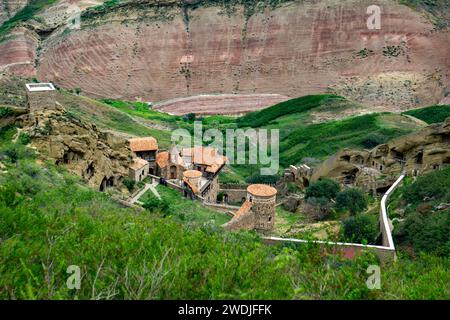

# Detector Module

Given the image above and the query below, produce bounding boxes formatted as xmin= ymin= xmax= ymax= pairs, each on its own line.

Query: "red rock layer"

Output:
xmin=2 ymin=0 xmax=449 ymax=109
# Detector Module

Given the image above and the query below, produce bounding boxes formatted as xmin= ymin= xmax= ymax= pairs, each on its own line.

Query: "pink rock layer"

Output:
xmin=153 ymin=94 xmax=289 ymax=115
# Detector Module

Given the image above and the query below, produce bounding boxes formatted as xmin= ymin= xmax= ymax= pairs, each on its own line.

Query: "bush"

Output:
xmin=305 ymin=179 xmax=340 ymax=201
xmin=343 ymin=214 xmax=378 ymax=244
xmin=403 ymin=210 xmax=449 ymax=257
xmin=143 ymin=197 xmax=171 ymax=215
xmin=18 ymin=132 xmax=31 ymax=145
xmin=245 ymin=172 xmax=279 ymax=184
xmin=183 ymin=113 xmax=196 ymax=122
xmin=123 ymin=178 xmax=135 ymax=192
xmin=336 ymin=188 xmax=368 ymax=215
xmin=0 ymin=107 xmax=14 ymax=118
xmin=403 ymin=166 xmax=450 ymax=205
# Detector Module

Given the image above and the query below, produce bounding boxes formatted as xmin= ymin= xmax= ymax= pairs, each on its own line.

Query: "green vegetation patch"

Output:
xmin=279 ymin=113 xmax=416 ymax=167
xmin=403 ymin=104 xmax=450 ymax=124
xmin=237 ymin=94 xmax=348 ymax=128
xmin=141 ymin=184 xmax=230 ymax=227
xmin=0 ymin=0 xmax=58 ymax=37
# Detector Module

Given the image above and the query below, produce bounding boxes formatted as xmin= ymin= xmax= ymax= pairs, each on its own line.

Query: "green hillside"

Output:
xmin=236 ymin=94 xmax=358 ymax=128
xmin=279 ymin=113 xmax=423 ymax=167
xmin=403 ymin=105 xmax=450 ymax=124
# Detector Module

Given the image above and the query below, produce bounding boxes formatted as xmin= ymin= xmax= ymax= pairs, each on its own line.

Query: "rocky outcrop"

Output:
xmin=1 ymin=0 xmax=449 ymax=110
xmin=17 ymin=104 xmax=133 ymax=191
xmin=0 ymin=0 xmax=28 ymax=25
xmin=294 ymin=117 xmax=450 ymax=193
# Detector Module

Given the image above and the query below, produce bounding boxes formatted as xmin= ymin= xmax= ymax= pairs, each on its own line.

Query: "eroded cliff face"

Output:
xmin=2 ymin=0 xmax=450 ymax=109
xmin=0 ymin=0 xmax=28 ymax=25
xmin=17 ymin=104 xmax=132 ymax=191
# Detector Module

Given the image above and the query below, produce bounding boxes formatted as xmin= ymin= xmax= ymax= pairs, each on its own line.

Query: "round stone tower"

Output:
xmin=247 ymin=184 xmax=277 ymax=232
xmin=183 ymin=169 xmax=202 ymax=190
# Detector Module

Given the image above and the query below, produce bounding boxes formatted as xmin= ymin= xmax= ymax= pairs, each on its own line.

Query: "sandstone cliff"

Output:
xmin=1 ymin=0 xmax=449 ymax=110
xmin=17 ymin=104 xmax=133 ymax=191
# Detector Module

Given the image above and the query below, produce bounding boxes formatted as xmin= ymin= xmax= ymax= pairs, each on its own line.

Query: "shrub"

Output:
xmin=0 ymin=107 xmax=14 ymax=118
xmin=336 ymin=188 xmax=368 ymax=215
xmin=245 ymin=172 xmax=279 ymax=184
xmin=305 ymin=179 xmax=340 ymax=201
xmin=403 ymin=210 xmax=450 ymax=257
xmin=18 ymin=132 xmax=31 ymax=145
xmin=123 ymin=178 xmax=135 ymax=192
xmin=362 ymin=133 xmax=385 ymax=149
xmin=143 ymin=197 xmax=171 ymax=215
xmin=343 ymin=214 xmax=378 ymax=244
xmin=403 ymin=166 xmax=450 ymax=205
xmin=183 ymin=113 xmax=196 ymax=122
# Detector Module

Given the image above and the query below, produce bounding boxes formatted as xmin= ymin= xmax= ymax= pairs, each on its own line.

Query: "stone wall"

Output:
xmin=202 ymin=176 xmax=219 ymax=203
xmin=27 ymin=91 xmax=57 ymax=113
xmin=252 ymin=195 xmax=276 ymax=232
xmin=223 ymin=210 xmax=255 ymax=231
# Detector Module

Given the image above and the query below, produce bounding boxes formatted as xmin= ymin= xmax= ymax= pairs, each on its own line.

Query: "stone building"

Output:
xmin=156 ymin=145 xmax=186 ymax=180
xmin=129 ymin=158 xmax=149 ymax=182
xmin=223 ymin=184 xmax=277 ymax=233
xmin=25 ymin=83 xmax=57 ymax=113
xmin=129 ymin=137 xmax=158 ymax=175
xmin=155 ymin=144 xmax=226 ymax=202
xmin=292 ymin=118 xmax=450 ymax=194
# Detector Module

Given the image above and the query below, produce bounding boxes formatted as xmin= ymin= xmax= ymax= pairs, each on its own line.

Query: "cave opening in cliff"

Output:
xmin=415 ymin=152 xmax=423 ymax=165
xmin=302 ymin=177 xmax=310 ymax=188
xmin=99 ymin=177 xmax=107 ymax=192
xmin=107 ymin=177 xmax=115 ymax=187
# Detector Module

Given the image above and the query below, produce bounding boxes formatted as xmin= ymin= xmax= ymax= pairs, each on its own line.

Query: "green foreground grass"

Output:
xmin=141 ymin=184 xmax=230 ymax=227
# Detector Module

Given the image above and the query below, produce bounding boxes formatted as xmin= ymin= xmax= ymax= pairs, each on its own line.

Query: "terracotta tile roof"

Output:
xmin=129 ymin=137 xmax=158 ymax=152
xmin=234 ymin=200 xmax=252 ymax=218
xmin=183 ymin=177 xmax=198 ymax=194
xmin=156 ymin=151 xmax=169 ymax=168
xmin=130 ymin=158 xmax=148 ymax=170
xmin=183 ymin=170 xmax=202 ymax=178
xmin=247 ymin=184 xmax=277 ymax=197
xmin=182 ymin=146 xmax=227 ymax=173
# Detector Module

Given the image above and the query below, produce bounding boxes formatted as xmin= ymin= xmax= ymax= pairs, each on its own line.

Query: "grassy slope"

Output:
xmin=0 ymin=128 xmax=448 ymax=299
xmin=279 ymin=113 xmax=422 ymax=167
xmin=403 ymin=105 xmax=450 ymax=124
xmin=236 ymin=94 xmax=358 ymax=128
xmin=57 ymin=92 xmax=173 ymax=147
xmin=141 ymin=184 xmax=230 ymax=227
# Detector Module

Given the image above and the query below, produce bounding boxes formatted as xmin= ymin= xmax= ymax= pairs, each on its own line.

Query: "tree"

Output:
xmin=305 ymin=179 xmax=340 ymax=201
xmin=143 ymin=197 xmax=171 ymax=216
xmin=343 ymin=214 xmax=378 ymax=244
xmin=183 ymin=113 xmax=196 ymax=122
xmin=336 ymin=188 xmax=368 ymax=215
xmin=123 ymin=178 xmax=135 ymax=192
xmin=245 ymin=172 xmax=279 ymax=184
